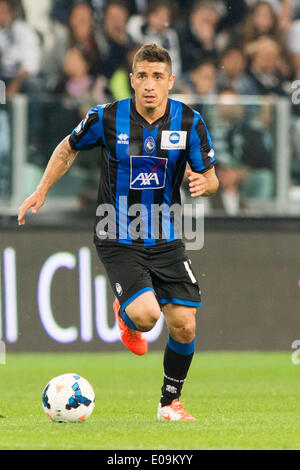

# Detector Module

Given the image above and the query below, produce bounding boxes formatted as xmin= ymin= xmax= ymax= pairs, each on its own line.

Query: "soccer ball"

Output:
xmin=42 ymin=373 xmax=95 ymax=422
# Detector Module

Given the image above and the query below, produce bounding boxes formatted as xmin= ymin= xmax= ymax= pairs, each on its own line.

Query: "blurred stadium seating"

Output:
xmin=1 ymin=0 xmax=300 ymax=219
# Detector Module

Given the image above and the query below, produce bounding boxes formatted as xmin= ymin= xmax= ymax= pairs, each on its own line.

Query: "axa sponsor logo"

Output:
xmin=130 ymin=156 xmax=167 ymax=189
xmin=131 ymin=172 xmax=160 ymax=187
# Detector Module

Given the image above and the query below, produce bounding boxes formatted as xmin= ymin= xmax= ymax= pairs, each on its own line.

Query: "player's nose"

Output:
xmin=144 ymin=79 xmax=155 ymax=90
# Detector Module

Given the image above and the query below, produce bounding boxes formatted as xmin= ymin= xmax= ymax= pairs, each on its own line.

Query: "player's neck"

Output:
xmin=135 ymin=98 xmax=168 ymax=124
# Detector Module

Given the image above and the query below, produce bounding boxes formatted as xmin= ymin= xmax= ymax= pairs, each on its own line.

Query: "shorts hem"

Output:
xmin=159 ymin=298 xmax=202 ymax=307
xmin=121 ymin=287 xmax=156 ymax=311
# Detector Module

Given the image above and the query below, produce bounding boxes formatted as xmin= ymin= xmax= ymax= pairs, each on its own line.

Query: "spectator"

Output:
xmin=243 ymin=1 xmax=283 ymax=46
xmin=217 ymin=45 xmax=250 ymax=94
xmin=20 ymin=0 xmax=53 ymax=47
xmin=42 ymin=2 xmax=101 ymax=91
xmin=208 ymin=88 xmax=248 ymax=214
xmin=241 ymin=35 xmax=288 ymax=96
xmin=126 ymin=0 xmax=182 ymax=78
xmin=188 ymin=59 xmax=217 ymax=98
xmin=96 ymin=0 xmax=133 ymax=79
xmin=178 ymin=0 xmax=222 ymax=74
xmin=68 ymin=2 xmax=100 ymax=72
xmin=51 ymin=0 xmax=147 ymax=24
xmin=286 ymin=19 xmax=300 ymax=79
xmin=242 ymin=2 xmax=293 ymax=82
xmin=55 ymin=46 xmax=108 ymax=104
xmin=210 ymin=88 xmax=274 ymax=213
xmin=0 ymin=0 xmax=42 ymax=96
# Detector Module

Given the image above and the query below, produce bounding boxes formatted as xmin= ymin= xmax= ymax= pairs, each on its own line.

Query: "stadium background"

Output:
xmin=0 ymin=0 xmax=299 ymax=354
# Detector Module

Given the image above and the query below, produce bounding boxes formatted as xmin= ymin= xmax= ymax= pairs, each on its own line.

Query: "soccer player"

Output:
xmin=18 ymin=43 xmax=219 ymax=421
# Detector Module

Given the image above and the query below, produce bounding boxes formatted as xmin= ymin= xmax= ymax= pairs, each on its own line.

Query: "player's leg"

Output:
xmin=113 ymin=290 xmax=161 ymax=355
xmin=150 ymin=242 xmax=200 ymax=420
xmin=161 ymin=303 xmax=196 ymax=404
xmin=96 ymin=244 xmax=161 ymax=355
xmin=157 ymin=303 xmax=197 ymax=421
xmin=123 ymin=290 xmax=161 ymax=332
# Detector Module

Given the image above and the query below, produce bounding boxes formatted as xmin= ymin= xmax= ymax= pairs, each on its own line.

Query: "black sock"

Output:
xmin=160 ymin=343 xmax=194 ymax=407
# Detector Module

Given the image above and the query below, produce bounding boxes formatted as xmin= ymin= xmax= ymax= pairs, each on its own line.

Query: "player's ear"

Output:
xmin=168 ymin=74 xmax=175 ymax=91
xmin=129 ymin=72 xmax=135 ymax=89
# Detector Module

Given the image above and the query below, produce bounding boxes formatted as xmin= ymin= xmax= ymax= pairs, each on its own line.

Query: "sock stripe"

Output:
xmin=163 ymin=373 xmax=185 ymax=384
xmin=168 ymin=335 xmax=196 ymax=356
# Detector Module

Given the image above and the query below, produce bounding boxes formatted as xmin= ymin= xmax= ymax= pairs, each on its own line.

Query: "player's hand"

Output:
xmin=186 ymin=170 xmax=208 ymax=197
xmin=18 ymin=190 xmax=46 ymax=226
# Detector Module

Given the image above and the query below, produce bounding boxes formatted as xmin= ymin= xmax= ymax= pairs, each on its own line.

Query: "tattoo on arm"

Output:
xmin=55 ymin=148 xmax=78 ymax=168
xmin=54 ymin=138 xmax=79 ymax=169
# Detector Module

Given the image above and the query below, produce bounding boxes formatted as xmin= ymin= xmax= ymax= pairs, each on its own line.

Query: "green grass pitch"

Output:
xmin=0 ymin=351 xmax=300 ymax=450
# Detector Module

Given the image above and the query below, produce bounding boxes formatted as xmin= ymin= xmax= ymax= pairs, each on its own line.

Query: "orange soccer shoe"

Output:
xmin=157 ymin=399 xmax=196 ymax=421
xmin=113 ymin=298 xmax=148 ymax=356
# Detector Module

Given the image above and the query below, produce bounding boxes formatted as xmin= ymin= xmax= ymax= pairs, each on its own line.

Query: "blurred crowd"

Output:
xmin=1 ymin=0 xmax=300 ymax=214
xmin=1 ymin=0 xmax=300 ymax=99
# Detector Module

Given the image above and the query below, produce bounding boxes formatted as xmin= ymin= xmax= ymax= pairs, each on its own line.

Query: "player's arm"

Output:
xmin=187 ymin=166 xmax=219 ymax=198
xmin=187 ymin=113 xmax=218 ymax=197
xmin=18 ymin=136 xmax=78 ymax=226
xmin=18 ymin=105 xmax=105 ymax=226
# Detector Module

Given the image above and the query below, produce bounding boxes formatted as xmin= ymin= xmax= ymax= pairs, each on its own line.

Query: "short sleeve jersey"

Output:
xmin=69 ymin=97 xmax=215 ymax=247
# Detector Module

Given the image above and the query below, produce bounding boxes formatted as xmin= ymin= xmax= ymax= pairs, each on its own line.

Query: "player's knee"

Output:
xmin=133 ymin=308 xmax=161 ymax=332
xmin=177 ymin=324 xmax=195 ymax=343
xmin=170 ymin=319 xmax=196 ymax=344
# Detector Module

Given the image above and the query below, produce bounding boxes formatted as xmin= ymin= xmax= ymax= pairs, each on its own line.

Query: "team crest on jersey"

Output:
xmin=144 ymin=136 xmax=156 ymax=154
xmin=161 ymin=131 xmax=187 ymax=150
xmin=130 ymin=156 xmax=167 ymax=190
xmin=115 ymin=283 xmax=123 ymax=296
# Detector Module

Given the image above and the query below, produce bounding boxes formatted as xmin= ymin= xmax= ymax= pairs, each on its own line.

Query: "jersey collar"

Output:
xmin=130 ymin=97 xmax=170 ymax=131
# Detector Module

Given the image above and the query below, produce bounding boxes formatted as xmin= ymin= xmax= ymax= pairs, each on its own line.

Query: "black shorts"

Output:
xmin=96 ymin=241 xmax=201 ymax=312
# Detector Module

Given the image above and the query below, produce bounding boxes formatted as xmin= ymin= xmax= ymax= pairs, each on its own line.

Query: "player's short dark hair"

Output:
xmin=132 ymin=43 xmax=172 ymax=73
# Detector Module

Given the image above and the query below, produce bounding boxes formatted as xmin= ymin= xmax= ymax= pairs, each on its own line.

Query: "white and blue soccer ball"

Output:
xmin=42 ymin=373 xmax=95 ymax=422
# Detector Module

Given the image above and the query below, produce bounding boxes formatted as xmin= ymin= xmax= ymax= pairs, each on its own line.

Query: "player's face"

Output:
xmin=130 ymin=61 xmax=175 ymax=114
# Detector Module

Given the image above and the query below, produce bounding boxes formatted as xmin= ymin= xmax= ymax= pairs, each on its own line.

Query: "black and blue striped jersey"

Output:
xmin=69 ymin=97 xmax=215 ymax=247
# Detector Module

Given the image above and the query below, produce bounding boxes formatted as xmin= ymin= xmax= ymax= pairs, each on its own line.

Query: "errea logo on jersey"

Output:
xmin=117 ymin=133 xmax=129 ymax=145
xmin=130 ymin=156 xmax=167 ymax=190
xmin=74 ymin=113 xmax=89 ymax=134
xmin=208 ymin=149 xmax=215 ymax=160
xmin=161 ymin=131 xmax=187 ymax=150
